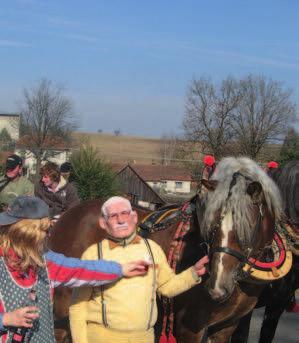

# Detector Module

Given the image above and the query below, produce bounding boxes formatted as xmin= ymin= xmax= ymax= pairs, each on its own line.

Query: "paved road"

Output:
xmin=248 ymin=297 xmax=299 ymax=343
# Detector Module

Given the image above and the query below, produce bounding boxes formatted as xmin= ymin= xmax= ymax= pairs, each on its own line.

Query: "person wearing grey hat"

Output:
xmin=0 ymin=154 xmax=34 ymax=209
xmin=0 ymin=196 xmax=148 ymax=342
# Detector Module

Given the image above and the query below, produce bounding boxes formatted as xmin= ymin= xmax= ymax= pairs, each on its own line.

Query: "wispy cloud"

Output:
xmin=141 ymin=38 xmax=299 ymax=71
xmin=60 ymin=33 xmax=99 ymax=43
xmin=0 ymin=39 xmax=31 ymax=47
xmin=202 ymin=49 xmax=299 ymax=70
xmin=48 ymin=17 xmax=83 ymax=29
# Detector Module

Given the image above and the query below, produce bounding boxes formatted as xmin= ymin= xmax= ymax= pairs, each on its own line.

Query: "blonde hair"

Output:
xmin=0 ymin=218 xmax=50 ymax=272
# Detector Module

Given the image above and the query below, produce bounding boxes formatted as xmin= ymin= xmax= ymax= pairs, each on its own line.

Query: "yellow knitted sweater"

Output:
xmin=69 ymin=238 xmax=201 ymax=343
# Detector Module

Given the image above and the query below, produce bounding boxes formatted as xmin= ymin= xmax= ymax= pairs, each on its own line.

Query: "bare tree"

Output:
xmin=159 ymin=133 xmax=180 ymax=165
xmin=183 ymin=77 xmax=240 ymax=159
xmin=20 ymin=79 xmax=76 ymax=175
xmin=232 ymin=75 xmax=297 ymax=158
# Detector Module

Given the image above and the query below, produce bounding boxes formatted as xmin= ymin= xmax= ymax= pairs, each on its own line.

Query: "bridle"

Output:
xmin=207 ymin=171 xmax=265 ymax=267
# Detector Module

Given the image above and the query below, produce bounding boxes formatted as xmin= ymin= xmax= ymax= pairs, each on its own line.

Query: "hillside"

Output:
xmin=72 ymin=132 xmax=281 ymax=166
xmin=72 ymin=132 xmax=164 ymax=164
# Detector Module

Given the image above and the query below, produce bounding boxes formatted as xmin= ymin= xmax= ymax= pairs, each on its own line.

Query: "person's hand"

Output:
xmin=193 ymin=255 xmax=209 ymax=277
xmin=2 ymin=307 xmax=39 ymax=328
xmin=122 ymin=260 xmax=150 ymax=277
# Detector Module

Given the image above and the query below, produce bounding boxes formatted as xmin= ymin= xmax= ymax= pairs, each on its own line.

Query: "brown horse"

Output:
xmin=231 ymin=160 xmax=299 ymax=343
xmin=50 ymin=157 xmax=283 ymax=343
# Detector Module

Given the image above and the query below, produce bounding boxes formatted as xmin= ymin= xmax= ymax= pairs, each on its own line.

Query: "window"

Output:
xmin=175 ymin=181 xmax=183 ymax=189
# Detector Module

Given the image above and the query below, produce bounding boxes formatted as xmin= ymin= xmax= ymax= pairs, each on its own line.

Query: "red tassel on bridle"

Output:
xmin=159 ymin=333 xmax=168 ymax=343
xmin=168 ymin=333 xmax=177 ymax=343
xmin=159 ymin=203 xmax=191 ymax=343
xmin=159 ymin=333 xmax=177 ymax=343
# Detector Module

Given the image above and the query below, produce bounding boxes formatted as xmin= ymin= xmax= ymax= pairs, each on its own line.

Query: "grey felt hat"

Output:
xmin=0 ymin=196 xmax=49 ymax=226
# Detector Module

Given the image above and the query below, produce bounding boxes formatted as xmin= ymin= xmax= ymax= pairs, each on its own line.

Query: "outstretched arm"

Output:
xmin=46 ymin=250 xmax=122 ymax=287
xmin=155 ymin=243 xmax=209 ymax=298
xmin=46 ymin=250 xmax=147 ymax=288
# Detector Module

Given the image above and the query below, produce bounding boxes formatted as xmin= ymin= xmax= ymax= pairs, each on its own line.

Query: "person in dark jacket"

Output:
xmin=60 ymin=161 xmax=76 ymax=183
xmin=35 ymin=162 xmax=79 ymax=218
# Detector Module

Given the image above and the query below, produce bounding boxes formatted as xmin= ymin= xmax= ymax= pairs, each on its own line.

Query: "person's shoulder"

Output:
xmin=142 ymin=238 xmax=164 ymax=253
xmin=60 ymin=179 xmax=76 ymax=192
xmin=19 ymin=176 xmax=33 ymax=185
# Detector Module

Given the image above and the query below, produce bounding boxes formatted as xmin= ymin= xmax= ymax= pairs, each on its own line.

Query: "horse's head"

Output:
xmin=200 ymin=157 xmax=282 ymax=303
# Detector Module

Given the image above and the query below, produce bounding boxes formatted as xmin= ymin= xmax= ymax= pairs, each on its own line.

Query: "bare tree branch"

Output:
xmin=19 ymin=79 xmax=76 ymax=174
xmin=232 ymin=75 xmax=297 ymax=158
xmin=183 ymin=76 xmax=239 ymax=159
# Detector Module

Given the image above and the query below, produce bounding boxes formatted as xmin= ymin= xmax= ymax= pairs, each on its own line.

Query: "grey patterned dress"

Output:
xmin=0 ymin=257 xmax=55 ymax=343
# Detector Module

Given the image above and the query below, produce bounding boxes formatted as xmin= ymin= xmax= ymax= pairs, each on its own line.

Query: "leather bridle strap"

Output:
xmin=211 ymin=246 xmax=247 ymax=263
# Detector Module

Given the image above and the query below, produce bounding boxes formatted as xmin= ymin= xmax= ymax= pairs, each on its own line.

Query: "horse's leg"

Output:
xmin=207 ymin=324 xmax=238 ymax=343
xmin=230 ymin=310 xmax=253 ymax=343
xmin=258 ymin=302 xmax=285 ymax=343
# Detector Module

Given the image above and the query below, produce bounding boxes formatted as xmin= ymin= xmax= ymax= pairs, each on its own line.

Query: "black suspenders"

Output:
xmin=97 ymin=242 xmax=109 ymax=327
xmin=97 ymin=238 xmax=156 ymax=330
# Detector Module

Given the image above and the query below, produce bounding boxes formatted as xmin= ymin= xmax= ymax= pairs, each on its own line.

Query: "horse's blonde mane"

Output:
xmin=202 ymin=157 xmax=282 ymax=247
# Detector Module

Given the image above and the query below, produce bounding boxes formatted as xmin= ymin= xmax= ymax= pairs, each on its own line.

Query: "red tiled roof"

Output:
xmin=112 ymin=163 xmax=192 ymax=182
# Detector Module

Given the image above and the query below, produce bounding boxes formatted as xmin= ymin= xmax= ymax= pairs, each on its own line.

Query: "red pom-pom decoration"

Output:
xmin=203 ymin=155 xmax=215 ymax=166
xmin=267 ymin=161 xmax=279 ymax=169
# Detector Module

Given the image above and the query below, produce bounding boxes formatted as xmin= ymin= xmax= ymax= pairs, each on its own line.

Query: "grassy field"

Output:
xmin=72 ymin=131 xmax=281 ymax=166
xmin=72 ymin=132 xmax=164 ymax=164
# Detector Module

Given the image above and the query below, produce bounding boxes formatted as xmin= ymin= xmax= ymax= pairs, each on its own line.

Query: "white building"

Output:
xmin=113 ymin=163 xmax=193 ymax=194
xmin=0 ymin=113 xmax=20 ymax=140
xmin=15 ymin=148 xmax=72 ymax=175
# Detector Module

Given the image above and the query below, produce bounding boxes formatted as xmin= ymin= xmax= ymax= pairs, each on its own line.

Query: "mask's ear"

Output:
xmin=99 ymin=216 xmax=108 ymax=231
xmin=201 ymin=179 xmax=218 ymax=191
xmin=131 ymin=210 xmax=138 ymax=225
xmin=246 ymin=181 xmax=263 ymax=203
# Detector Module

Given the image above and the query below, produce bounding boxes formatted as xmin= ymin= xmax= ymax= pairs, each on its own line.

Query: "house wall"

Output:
xmin=116 ymin=166 xmax=165 ymax=207
xmin=147 ymin=180 xmax=191 ymax=194
xmin=15 ymin=149 xmax=71 ymax=175
xmin=0 ymin=115 xmax=20 ymax=140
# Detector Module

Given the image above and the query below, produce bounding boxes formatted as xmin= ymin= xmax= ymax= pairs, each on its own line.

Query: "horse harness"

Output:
xmin=206 ymin=171 xmax=289 ymax=281
xmin=208 ymin=172 xmax=265 ymax=274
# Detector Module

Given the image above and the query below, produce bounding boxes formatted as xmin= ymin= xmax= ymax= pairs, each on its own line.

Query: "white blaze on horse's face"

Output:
xmin=208 ymin=209 xmax=236 ymax=302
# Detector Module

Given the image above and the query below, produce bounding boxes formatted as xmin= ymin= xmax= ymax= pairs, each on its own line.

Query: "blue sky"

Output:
xmin=0 ymin=0 xmax=298 ymax=137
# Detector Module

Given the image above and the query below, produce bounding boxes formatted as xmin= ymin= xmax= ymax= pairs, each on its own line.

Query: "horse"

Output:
xmin=50 ymin=157 xmax=284 ymax=343
xmin=231 ymin=160 xmax=299 ymax=343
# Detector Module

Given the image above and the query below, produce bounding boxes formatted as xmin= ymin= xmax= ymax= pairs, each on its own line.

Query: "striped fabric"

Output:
xmin=0 ymin=249 xmax=123 ymax=334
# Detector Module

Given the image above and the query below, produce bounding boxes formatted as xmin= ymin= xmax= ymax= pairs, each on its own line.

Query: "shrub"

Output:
xmin=70 ymin=145 xmax=119 ymax=201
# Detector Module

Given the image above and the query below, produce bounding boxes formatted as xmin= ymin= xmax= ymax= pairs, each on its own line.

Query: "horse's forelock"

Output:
xmin=201 ymin=157 xmax=283 ymax=247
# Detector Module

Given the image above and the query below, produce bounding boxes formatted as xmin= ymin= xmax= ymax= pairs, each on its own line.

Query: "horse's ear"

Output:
xmin=201 ymin=179 xmax=218 ymax=191
xmin=246 ymin=181 xmax=263 ymax=202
